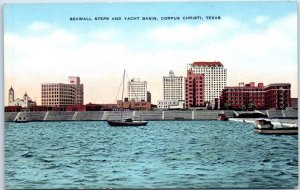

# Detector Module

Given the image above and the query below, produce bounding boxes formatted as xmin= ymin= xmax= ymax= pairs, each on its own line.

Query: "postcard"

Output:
xmin=3 ymin=1 xmax=298 ymax=189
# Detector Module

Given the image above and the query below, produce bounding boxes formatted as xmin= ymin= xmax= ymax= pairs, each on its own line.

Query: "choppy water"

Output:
xmin=5 ymin=121 xmax=298 ymax=189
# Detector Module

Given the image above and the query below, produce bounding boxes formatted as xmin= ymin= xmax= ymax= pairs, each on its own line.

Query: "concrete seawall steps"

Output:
xmin=135 ymin=111 xmax=162 ymax=120
xmin=164 ymin=110 xmax=193 ymax=120
xmin=268 ymin=110 xmax=284 ymax=118
xmin=75 ymin=111 xmax=104 ymax=121
xmin=194 ymin=110 xmax=223 ymax=120
xmin=4 ymin=109 xmax=298 ymax=122
xmin=46 ymin=111 xmax=75 ymax=121
xmin=103 ymin=111 xmax=133 ymax=121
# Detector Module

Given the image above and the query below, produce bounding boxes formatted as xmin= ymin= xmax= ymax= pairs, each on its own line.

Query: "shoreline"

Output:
xmin=5 ymin=110 xmax=298 ymax=123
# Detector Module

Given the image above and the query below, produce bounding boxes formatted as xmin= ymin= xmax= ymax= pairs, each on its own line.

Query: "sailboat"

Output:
xmin=107 ymin=70 xmax=148 ymax=127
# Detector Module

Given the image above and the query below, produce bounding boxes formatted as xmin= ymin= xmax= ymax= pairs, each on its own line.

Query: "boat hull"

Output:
xmin=217 ymin=114 xmax=228 ymax=121
xmin=255 ymin=128 xmax=298 ymax=135
xmin=14 ymin=120 xmax=29 ymax=123
xmin=107 ymin=120 xmax=148 ymax=127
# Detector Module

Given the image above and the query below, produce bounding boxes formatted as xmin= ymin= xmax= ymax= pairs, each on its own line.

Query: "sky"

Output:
xmin=3 ymin=1 xmax=298 ymax=105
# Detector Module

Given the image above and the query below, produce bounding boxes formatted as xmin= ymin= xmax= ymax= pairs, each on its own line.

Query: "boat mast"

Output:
xmin=120 ymin=69 xmax=125 ymax=120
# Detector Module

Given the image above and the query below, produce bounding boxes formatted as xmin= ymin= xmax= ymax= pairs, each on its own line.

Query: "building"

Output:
xmin=117 ymin=99 xmax=151 ymax=110
xmin=157 ymin=100 xmax=185 ymax=109
xmin=219 ymin=82 xmax=291 ymax=110
xmin=185 ymin=70 xmax=205 ymax=108
xmin=41 ymin=76 xmax=84 ymax=107
xmin=157 ymin=70 xmax=185 ymax=110
xmin=147 ymin=91 xmax=151 ymax=103
xmin=187 ymin=61 xmax=227 ymax=107
xmin=264 ymin=83 xmax=291 ymax=110
xmin=5 ymin=106 xmax=22 ymax=112
xmin=163 ymin=70 xmax=184 ymax=100
xmin=219 ymin=82 xmax=265 ymax=110
xmin=290 ymin=98 xmax=298 ymax=109
xmin=8 ymin=87 xmax=37 ymax=107
xmin=128 ymin=78 xmax=147 ymax=102
xmin=65 ymin=103 xmax=117 ymax=111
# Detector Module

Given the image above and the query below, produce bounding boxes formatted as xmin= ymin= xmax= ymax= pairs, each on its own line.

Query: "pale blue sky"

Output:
xmin=3 ymin=2 xmax=298 ymax=104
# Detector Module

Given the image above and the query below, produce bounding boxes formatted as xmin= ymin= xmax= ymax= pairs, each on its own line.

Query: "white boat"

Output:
xmin=255 ymin=119 xmax=298 ymax=135
xmin=255 ymin=119 xmax=273 ymax=129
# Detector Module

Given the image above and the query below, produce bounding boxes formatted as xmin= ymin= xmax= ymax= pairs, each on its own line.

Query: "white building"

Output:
xmin=157 ymin=100 xmax=185 ymax=109
xmin=8 ymin=87 xmax=37 ymax=107
xmin=187 ymin=61 xmax=227 ymax=107
xmin=157 ymin=70 xmax=185 ymax=110
xmin=163 ymin=70 xmax=184 ymax=100
xmin=41 ymin=76 xmax=84 ymax=106
xmin=128 ymin=78 xmax=147 ymax=102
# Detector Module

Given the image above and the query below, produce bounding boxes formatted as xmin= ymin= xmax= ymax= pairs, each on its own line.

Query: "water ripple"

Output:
xmin=5 ymin=120 xmax=298 ymax=189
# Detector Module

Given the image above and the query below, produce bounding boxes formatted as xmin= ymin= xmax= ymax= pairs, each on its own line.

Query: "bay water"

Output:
xmin=5 ymin=121 xmax=298 ymax=189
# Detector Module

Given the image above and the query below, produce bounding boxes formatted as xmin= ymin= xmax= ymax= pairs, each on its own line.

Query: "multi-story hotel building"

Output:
xmin=185 ymin=70 xmax=205 ymax=108
xmin=163 ymin=70 xmax=184 ymax=100
xmin=128 ymin=78 xmax=147 ymax=102
xmin=41 ymin=76 xmax=84 ymax=107
xmin=187 ymin=61 xmax=227 ymax=107
xmin=157 ymin=70 xmax=185 ymax=109
xmin=219 ymin=82 xmax=291 ymax=110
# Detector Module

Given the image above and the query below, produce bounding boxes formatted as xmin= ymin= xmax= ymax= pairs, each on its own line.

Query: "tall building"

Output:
xmin=157 ymin=70 xmax=185 ymax=109
xmin=185 ymin=70 xmax=205 ymax=108
xmin=219 ymin=82 xmax=291 ymax=110
xmin=163 ymin=70 xmax=184 ymax=100
xmin=41 ymin=76 xmax=84 ymax=107
xmin=128 ymin=78 xmax=147 ymax=102
xmin=8 ymin=87 xmax=37 ymax=107
xmin=187 ymin=61 xmax=227 ymax=107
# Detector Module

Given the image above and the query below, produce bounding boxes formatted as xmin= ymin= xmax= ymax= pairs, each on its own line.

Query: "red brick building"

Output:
xmin=5 ymin=106 xmax=22 ymax=112
xmin=290 ymin=98 xmax=298 ymax=109
xmin=185 ymin=70 xmax=205 ymax=108
xmin=264 ymin=83 xmax=291 ymax=110
xmin=117 ymin=100 xmax=151 ymax=110
xmin=219 ymin=82 xmax=291 ymax=110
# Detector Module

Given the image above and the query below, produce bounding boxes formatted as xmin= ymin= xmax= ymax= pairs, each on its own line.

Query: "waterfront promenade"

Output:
xmin=5 ymin=109 xmax=298 ymax=122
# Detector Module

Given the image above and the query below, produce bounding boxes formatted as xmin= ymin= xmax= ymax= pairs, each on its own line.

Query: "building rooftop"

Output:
xmin=265 ymin=83 xmax=291 ymax=87
xmin=192 ymin=61 xmax=223 ymax=67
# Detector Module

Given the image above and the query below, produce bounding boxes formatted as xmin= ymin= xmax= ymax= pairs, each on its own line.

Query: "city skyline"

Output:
xmin=4 ymin=2 xmax=297 ymax=105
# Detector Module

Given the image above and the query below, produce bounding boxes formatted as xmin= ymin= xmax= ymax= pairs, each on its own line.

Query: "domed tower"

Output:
xmin=8 ymin=86 xmax=14 ymax=105
xmin=23 ymin=92 xmax=29 ymax=107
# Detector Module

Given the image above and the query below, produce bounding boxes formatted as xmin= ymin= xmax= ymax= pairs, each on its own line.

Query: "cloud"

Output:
xmin=89 ymin=29 xmax=120 ymax=41
xmin=4 ymin=13 xmax=298 ymax=105
xmin=27 ymin=21 xmax=53 ymax=32
xmin=255 ymin=16 xmax=269 ymax=25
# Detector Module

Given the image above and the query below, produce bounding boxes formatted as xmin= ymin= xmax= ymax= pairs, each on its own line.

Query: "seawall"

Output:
xmin=5 ymin=109 xmax=298 ymax=122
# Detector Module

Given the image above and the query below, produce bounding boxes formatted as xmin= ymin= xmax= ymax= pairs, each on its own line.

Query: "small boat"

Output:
xmin=14 ymin=116 xmax=28 ymax=123
xmin=255 ymin=119 xmax=273 ymax=129
xmin=107 ymin=118 xmax=148 ymax=127
xmin=217 ymin=114 xmax=228 ymax=121
xmin=107 ymin=70 xmax=148 ymax=127
xmin=255 ymin=119 xmax=298 ymax=135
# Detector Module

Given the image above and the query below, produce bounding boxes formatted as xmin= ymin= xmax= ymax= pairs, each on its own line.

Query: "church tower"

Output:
xmin=23 ymin=92 xmax=29 ymax=107
xmin=8 ymin=87 xmax=14 ymax=105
